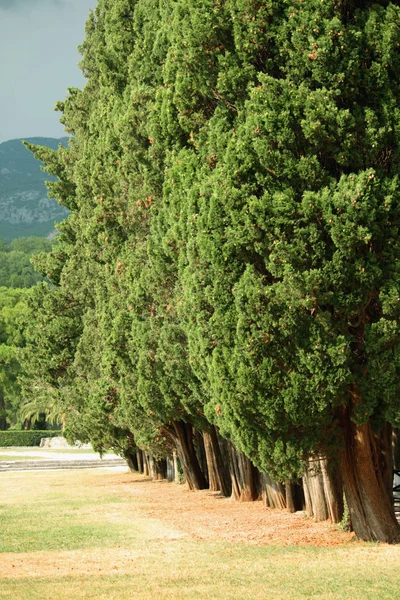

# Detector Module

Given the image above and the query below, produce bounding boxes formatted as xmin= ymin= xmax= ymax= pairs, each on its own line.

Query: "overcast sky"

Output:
xmin=0 ymin=0 xmax=96 ymax=143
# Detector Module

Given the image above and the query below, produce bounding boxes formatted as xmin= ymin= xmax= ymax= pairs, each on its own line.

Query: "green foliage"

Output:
xmin=0 ymin=287 xmax=30 ymax=429
xmin=0 ymin=430 xmax=60 ymax=447
xmin=339 ymin=495 xmax=351 ymax=532
xmin=24 ymin=0 xmax=400 ymax=482
xmin=0 ymin=237 xmax=52 ymax=288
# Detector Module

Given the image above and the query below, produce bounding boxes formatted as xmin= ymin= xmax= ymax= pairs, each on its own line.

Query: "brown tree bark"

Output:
xmin=340 ymin=407 xmax=400 ymax=542
xmin=202 ymin=426 xmax=232 ymax=496
xmin=172 ymin=421 xmax=208 ymax=490
xmin=303 ymin=459 xmax=328 ymax=521
xmin=229 ymin=444 xmax=258 ymax=502
xmin=285 ymin=481 xmax=296 ymax=513
xmin=262 ymin=473 xmax=286 ymax=509
xmin=203 ymin=431 xmax=220 ymax=491
xmin=143 ymin=453 xmax=150 ymax=477
xmin=320 ymin=458 xmax=343 ymax=524
xmin=303 ymin=457 xmax=343 ymax=523
xmin=173 ymin=450 xmax=180 ymax=483
xmin=211 ymin=430 xmax=233 ymax=497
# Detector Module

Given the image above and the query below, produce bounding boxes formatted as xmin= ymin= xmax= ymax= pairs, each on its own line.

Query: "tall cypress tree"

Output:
xmin=28 ymin=0 xmax=400 ymax=541
xmin=154 ymin=0 xmax=400 ymax=541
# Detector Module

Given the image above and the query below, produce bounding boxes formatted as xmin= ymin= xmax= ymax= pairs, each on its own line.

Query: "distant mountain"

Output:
xmin=0 ymin=137 xmax=69 ymax=242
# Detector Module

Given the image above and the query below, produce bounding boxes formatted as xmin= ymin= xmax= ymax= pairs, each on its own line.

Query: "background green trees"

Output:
xmin=0 ymin=237 xmax=51 ymax=288
xmin=0 ymin=287 xmax=29 ymax=429
xmin=22 ymin=0 xmax=400 ymax=542
xmin=0 ymin=237 xmax=53 ymax=429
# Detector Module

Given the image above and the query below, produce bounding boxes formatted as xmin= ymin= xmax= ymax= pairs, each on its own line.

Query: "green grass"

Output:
xmin=0 ymin=447 xmax=113 ymax=457
xmin=0 ymin=455 xmax=45 ymax=461
xmin=1 ymin=470 xmax=400 ymax=599
xmin=0 ymin=488 xmax=139 ymax=554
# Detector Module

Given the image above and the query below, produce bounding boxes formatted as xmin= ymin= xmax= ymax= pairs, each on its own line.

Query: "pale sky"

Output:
xmin=0 ymin=0 xmax=96 ymax=143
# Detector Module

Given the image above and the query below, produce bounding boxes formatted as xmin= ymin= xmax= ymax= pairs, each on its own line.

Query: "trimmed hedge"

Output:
xmin=0 ymin=430 xmax=61 ymax=447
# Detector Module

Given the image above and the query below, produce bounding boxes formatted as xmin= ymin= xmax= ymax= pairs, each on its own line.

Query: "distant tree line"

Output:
xmin=20 ymin=0 xmax=400 ymax=543
xmin=0 ymin=237 xmax=51 ymax=288
xmin=0 ymin=237 xmax=52 ymax=430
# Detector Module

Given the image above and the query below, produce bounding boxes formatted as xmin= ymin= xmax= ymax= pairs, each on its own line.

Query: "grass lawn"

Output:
xmin=0 ymin=447 xmax=104 ymax=455
xmin=0 ymin=455 xmax=45 ymax=461
xmin=1 ymin=469 xmax=399 ymax=599
xmin=0 ymin=447 xmax=117 ymax=461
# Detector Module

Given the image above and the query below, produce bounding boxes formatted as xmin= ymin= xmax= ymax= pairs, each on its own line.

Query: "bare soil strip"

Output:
xmin=114 ymin=474 xmax=355 ymax=547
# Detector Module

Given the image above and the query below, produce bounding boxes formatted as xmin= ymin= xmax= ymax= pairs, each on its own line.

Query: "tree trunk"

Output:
xmin=173 ymin=450 xmax=180 ymax=483
xmin=303 ymin=459 xmax=329 ymax=521
xmin=229 ymin=444 xmax=258 ymax=502
xmin=203 ymin=431 xmax=220 ymax=491
xmin=125 ymin=449 xmax=138 ymax=472
xmin=303 ymin=457 xmax=343 ymax=523
xmin=263 ymin=473 xmax=286 ymax=509
xmin=320 ymin=458 xmax=343 ymax=524
xmin=0 ymin=395 xmax=8 ymax=431
xmin=340 ymin=408 xmax=400 ymax=542
xmin=193 ymin=429 xmax=209 ymax=486
xmin=143 ymin=453 xmax=150 ymax=477
xmin=285 ymin=481 xmax=297 ymax=513
xmin=152 ymin=458 xmax=167 ymax=480
xmin=211 ymin=429 xmax=233 ymax=497
xmin=136 ymin=448 xmax=144 ymax=474
xmin=148 ymin=455 xmax=155 ymax=479
xmin=172 ymin=421 xmax=208 ymax=490
xmin=23 ymin=418 xmax=31 ymax=431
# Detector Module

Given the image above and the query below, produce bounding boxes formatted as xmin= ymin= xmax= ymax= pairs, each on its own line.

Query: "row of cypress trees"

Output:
xmin=21 ymin=0 xmax=400 ymax=542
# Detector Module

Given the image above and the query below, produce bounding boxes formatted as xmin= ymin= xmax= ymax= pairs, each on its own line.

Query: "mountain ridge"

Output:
xmin=0 ymin=137 xmax=69 ymax=241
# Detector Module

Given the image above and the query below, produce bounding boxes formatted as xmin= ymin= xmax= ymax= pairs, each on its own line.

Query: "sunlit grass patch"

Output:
xmin=0 ymin=455 xmax=45 ymax=461
xmin=1 ymin=469 xmax=400 ymax=599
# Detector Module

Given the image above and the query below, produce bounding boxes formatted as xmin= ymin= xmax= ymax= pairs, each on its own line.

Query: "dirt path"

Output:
xmin=116 ymin=473 xmax=354 ymax=547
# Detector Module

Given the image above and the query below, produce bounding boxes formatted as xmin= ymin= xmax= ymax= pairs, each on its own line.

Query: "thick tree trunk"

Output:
xmin=202 ymin=426 xmax=232 ymax=496
xmin=210 ymin=429 xmax=233 ymax=497
xmin=194 ymin=429 xmax=209 ymax=486
xmin=320 ymin=458 xmax=343 ymax=524
xmin=303 ymin=457 xmax=343 ymax=523
xmin=262 ymin=473 xmax=286 ymax=509
xmin=173 ymin=421 xmax=208 ymax=490
xmin=340 ymin=408 xmax=400 ymax=542
xmin=229 ymin=444 xmax=258 ymax=502
xmin=285 ymin=481 xmax=304 ymax=513
xmin=303 ymin=460 xmax=328 ymax=521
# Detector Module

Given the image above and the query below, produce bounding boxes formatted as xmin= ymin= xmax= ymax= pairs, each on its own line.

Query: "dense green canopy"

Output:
xmin=24 ymin=0 xmax=400 ymax=541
